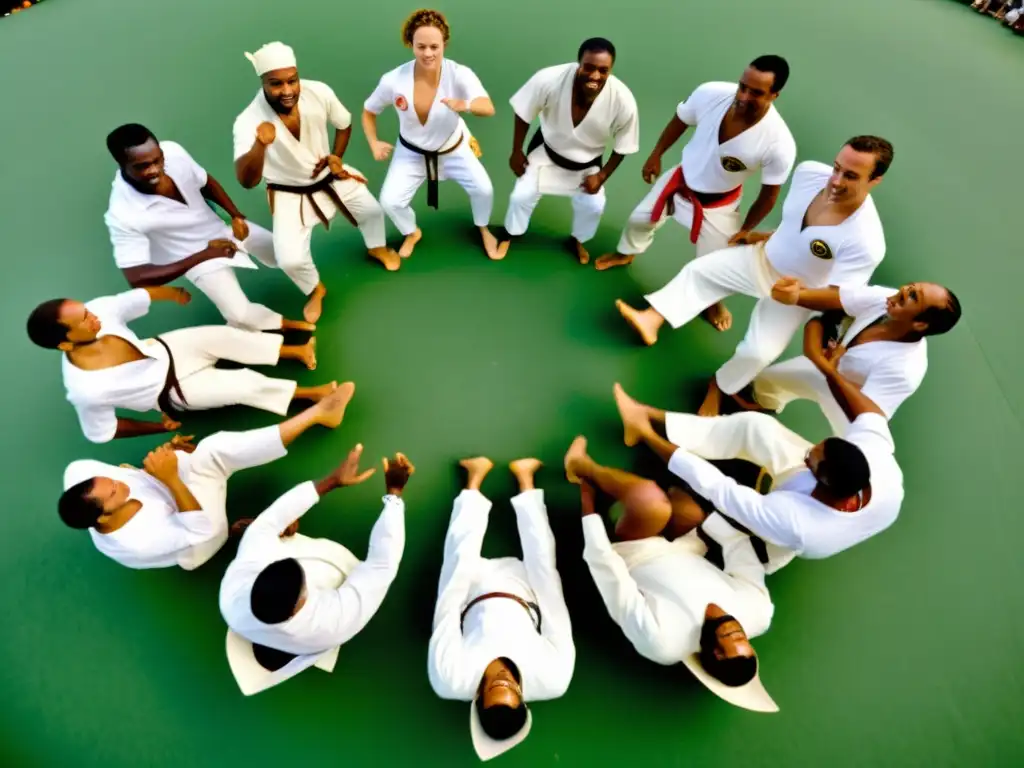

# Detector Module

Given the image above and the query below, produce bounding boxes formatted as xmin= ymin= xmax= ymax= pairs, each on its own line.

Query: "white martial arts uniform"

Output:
xmin=63 ymin=425 xmax=288 ymax=570
xmin=754 ymin=284 xmax=929 ymax=434
xmin=644 ymin=161 xmax=886 ymax=395
xmin=62 ymin=289 xmax=296 ymax=443
xmin=428 ymin=489 xmax=575 ymax=702
xmin=364 ymin=59 xmax=494 ymax=234
xmin=618 ymin=81 xmax=796 ymax=258
xmin=583 ymin=511 xmax=772 ymax=665
xmin=105 ymin=141 xmax=283 ymax=331
xmin=661 ymin=411 xmax=904 ymax=566
xmin=503 ymin=63 xmax=640 ymax=243
xmin=219 ymin=482 xmax=405 ymax=655
xmin=233 ymin=80 xmax=387 ymax=295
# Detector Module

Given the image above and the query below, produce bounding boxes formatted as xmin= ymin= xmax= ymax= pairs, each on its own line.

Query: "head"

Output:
xmin=886 ymin=282 xmax=962 ymax=339
xmin=262 ymin=67 xmax=300 ymax=114
xmin=733 ymin=55 xmax=789 ymax=119
xmin=827 ymin=135 xmax=894 ymax=204
xmin=58 ymin=477 xmax=131 ymax=529
xmin=106 ymin=123 xmax=163 ymax=189
xmin=402 ymin=9 xmax=450 ymax=71
xmin=250 ymin=558 xmax=306 ymax=624
xmin=698 ymin=613 xmax=758 ymax=687
xmin=805 ymin=437 xmax=871 ymax=499
xmin=574 ymin=38 xmax=616 ymax=102
xmin=27 ymin=298 xmax=101 ymax=350
xmin=476 ymin=657 xmax=528 ymax=740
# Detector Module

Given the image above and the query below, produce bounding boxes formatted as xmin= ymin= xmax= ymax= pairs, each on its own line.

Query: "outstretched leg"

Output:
xmin=460 ymin=456 xmax=494 ymax=490
xmin=510 ymin=458 xmax=542 ymax=492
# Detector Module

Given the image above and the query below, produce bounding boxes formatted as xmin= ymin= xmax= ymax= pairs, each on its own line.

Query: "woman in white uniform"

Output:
xmin=362 ymin=9 xmax=499 ymax=260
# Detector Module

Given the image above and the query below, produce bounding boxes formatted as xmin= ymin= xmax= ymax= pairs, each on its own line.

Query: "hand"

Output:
xmin=771 ymin=277 xmax=804 ymax=306
xmin=256 ymin=122 xmax=276 ymax=146
xmin=206 ymin=239 xmax=239 ymax=261
xmin=231 ymin=216 xmax=249 ymax=241
xmin=170 ymin=288 xmax=191 ymax=306
xmin=641 ymin=154 xmax=661 ymax=184
xmin=579 ymin=480 xmax=597 ymax=517
xmin=509 ymin=149 xmax=528 ymax=177
xmin=143 ymin=444 xmax=179 ymax=484
xmin=822 ymin=340 xmax=847 ymax=368
xmin=440 ymin=98 xmax=469 ymax=113
xmin=370 ymin=140 xmax=394 ymax=161
xmin=281 ymin=520 xmax=300 ymax=537
xmin=161 ymin=412 xmax=181 ymax=431
xmin=733 ymin=230 xmax=772 ymax=246
xmin=327 ymin=156 xmax=368 ymax=184
xmin=580 ymin=172 xmax=605 ymax=195
xmin=169 ymin=434 xmax=197 ymax=453
xmin=383 ymin=453 xmax=415 ymax=495
xmin=331 ymin=443 xmax=377 ymax=487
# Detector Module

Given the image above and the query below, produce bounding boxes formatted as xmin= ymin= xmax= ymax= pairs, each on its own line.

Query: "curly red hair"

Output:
xmin=401 ymin=8 xmax=451 ymax=47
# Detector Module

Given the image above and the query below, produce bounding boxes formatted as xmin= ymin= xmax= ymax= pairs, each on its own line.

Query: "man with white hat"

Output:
xmin=233 ymin=41 xmax=400 ymax=323
xmin=563 ymin=441 xmax=777 ymax=712
xmin=218 ymin=446 xmax=413 ymax=693
xmin=428 ymin=456 xmax=575 ymax=761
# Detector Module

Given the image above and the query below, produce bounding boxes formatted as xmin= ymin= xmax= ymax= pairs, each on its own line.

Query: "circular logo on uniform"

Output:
xmin=721 ymin=156 xmax=747 ymax=173
xmin=395 ymin=95 xmax=408 ymax=111
xmin=810 ymin=239 xmax=833 ymax=260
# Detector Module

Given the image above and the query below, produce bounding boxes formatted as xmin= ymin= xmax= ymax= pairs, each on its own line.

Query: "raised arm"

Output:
xmin=812 ymin=348 xmax=886 ymax=421
xmin=201 ymin=173 xmax=245 ymax=221
xmin=234 ymin=122 xmax=275 ymax=189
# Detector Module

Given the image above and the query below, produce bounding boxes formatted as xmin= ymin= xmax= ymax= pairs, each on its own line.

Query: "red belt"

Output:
xmin=650 ymin=166 xmax=742 ymax=244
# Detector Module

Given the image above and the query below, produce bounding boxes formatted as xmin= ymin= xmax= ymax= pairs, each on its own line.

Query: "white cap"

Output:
xmin=244 ymin=42 xmax=297 ymax=76
xmin=681 ymin=652 xmax=778 ymax=713
xmin=468 ymin=693 xmax=533 ymax=761
xmin=225 ymin=630 xmax=338 ymax=696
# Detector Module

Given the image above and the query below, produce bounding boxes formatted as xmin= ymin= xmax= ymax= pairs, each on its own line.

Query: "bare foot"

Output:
xmin=303 ymin=284 xmax=327 ymax=324
xmin=701 ymin=301 xmax=733 ymax=332
xmin=493 ymin=239 xmax=510 ymax=261
xmin=281 ymin=318 xmax=316 ymax=332
xmin=697 ymin=377 xmax=723 ymax=417
xmin=595 ymin=252 xmax=635 ymax=271
xmin=294 ymin=381 xmax=338 ymax=403
xmin=315 ymin=382 xmax=356 ymax=428
xmin=567 ymin=238 xmax=590 ymax=265
xmin=564 ymin=436 xmax=588 ymax=484
xmin=615 ymin=299 xmax=662 ymax=346
xmin=613 ymin=383 xmax=650 ymax=447
xmin=480 ymin=227 xmax=500 ymax=260
xmin=510 ymin=458 xmax=542 ymax=483
xmin=369 ymin=247 xmax=401 ymax=271
xmin=298 ymin=338 xmax=317 ymax=370
xmin=460 ymin=456 xmax=494 ymax=490
xmin=399 ymin=229 xmax=422 ymax=258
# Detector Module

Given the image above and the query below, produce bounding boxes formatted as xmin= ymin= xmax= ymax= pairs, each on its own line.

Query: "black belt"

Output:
xmin=153 ymin=336 xmax=187 ymax=416
xmin=460 ymin=591 xmax=541 ymax=634
xmin=526 ymin=127 xmax=602 ymax=172
xmin=399 ymin=132 xmax=464 ymax=209
xmin=266 ymin=174 xmax=359 ymax=230
xmin=697 ymin=515 xmax=771 ymax=571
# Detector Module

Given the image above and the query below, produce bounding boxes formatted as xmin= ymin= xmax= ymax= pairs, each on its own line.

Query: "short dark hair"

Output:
xmin=27 ymin=298 xmax=71 ymax=349
xmin=250 ymin=558 xmax=304 ymax=624
xmin=846 ymin=135 xmax=894 ymax=179
xmin=917 ymin=288 xmax=962 ymax=337
xmin=58 ymin=479 xmax=103 ymax=529
xmin=818 ymin=438 xmax=871 ymax=498
xmin=749 ymin=55 xmax=789 ymax=93
xmin=578 ymin=37 xmax=615 ymax=62
xmin=106 ymin=123 xmax=157 ymax=164
xmin=700 ymin=647 xmax=758 ymax=687
xmin=252 ymin=643 xmax=298 ymax=672
xmin=476 ymin=700 xmax=528 ymax=741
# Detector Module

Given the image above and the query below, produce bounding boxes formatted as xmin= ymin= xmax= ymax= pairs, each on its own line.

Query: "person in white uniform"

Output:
xmin=362 ymin=9 xmax=499 ymax=260
xmin=218 ymin=447 xmax=412 ymax=691
xmin=750 ymin=279 xmax=962 ymax=434
xmin=617 ymin=135 xmax=893 ymax=417
xmin=612 ymin=377 xmax=904 ymax=565
xmin=104 ymin=123 xmax=309 ymax=333
xmin=56 ymin=386 xmax=355 ymax=570
xmin=428 ymin=457 xmax=574 ymax=761
xmin=561 ymin=444 xmax=777 ymax=711
xmin=496 ymin=37 xmax=640 ymax=264
xmin=26 ymin=286 xmax=332 ymax=444
xmin=596 ymin=55 xmax=796 ymax=331
xmin=234 ymin=42 xmax=400 ymax=324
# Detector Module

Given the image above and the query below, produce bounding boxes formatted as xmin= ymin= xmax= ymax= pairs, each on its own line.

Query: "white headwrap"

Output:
xmin=244 ymin=42 xmax=297 ymax=76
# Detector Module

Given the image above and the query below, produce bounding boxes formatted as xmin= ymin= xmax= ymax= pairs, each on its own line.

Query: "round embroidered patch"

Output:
xmin=395 ymin=95 xmax=408 ymax=111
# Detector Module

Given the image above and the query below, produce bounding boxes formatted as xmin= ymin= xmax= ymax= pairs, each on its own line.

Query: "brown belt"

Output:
xmin=153 ymin=336 xmax=187 ymax=416
xmin=399 ymin=132 xmax=464 ymax=209
xmin=460 ymin=591 xmax=541 ymax=633
xmin=266 ymin=173 xmax=360 ymax=230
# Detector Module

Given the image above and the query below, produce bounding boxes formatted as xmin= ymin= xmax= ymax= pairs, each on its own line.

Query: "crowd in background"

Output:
xmin=965 ymin=0 xmax=1024 ymax=32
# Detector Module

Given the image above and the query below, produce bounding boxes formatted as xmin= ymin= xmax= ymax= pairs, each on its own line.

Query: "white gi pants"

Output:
xmin=644 ymin=242 xmax=813 ymax=394
xmin=190 ymin=221 xmax=283 ymax=332
xmin=161 ymin=326 xmax=296 ymax=415
xmin=178 ymin=425 xmax=289 ymax=569
xmin=503 ymin=161 xmax=605 ymax=243
xmin=754 ymin=357 xmax=849 ymax=436
xmin=616 ymin=164 xmax=742 ymax=257
xmin=379 ymin=140 xmax=494 ymax=236
xmin=271 ymin=169 xmax=387 ymax=295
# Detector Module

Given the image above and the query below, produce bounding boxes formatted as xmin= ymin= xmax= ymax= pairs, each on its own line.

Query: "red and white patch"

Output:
xmin=395 ymin=95 xmax=408 ymax=111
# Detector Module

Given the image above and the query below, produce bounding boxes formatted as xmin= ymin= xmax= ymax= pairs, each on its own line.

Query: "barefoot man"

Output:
xmin=26 ymin=286 xmax=329 ymax=444
xmin=219 ymin=446 xmax=412 ymax=694
xmin=596 ymin=55 xmax=796 ymax=331
xmin=496 ymin=37 xmax=640 ymax=264
xmin=428 ymin=457 xmax=574 ymax=761
xmin=104 ymin=123 xmax=310 ymax=333
xmin=562 ymin=444 xmax=778 ymax=712
xmin=57 ymin=385 xmax=355 ymax=571
xmin=617 ymin=136 xmax=892 ymax=416
xmin=234 ymin=41 xmax=400 ymax=322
